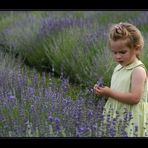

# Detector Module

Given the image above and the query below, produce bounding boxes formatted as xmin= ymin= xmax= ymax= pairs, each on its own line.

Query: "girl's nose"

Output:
xmin=115 ymin=53 xmax=121 ymax=59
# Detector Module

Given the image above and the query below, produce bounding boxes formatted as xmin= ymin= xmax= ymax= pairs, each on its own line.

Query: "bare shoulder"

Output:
xmin=132 ymin=66 xmax=147 ymax=80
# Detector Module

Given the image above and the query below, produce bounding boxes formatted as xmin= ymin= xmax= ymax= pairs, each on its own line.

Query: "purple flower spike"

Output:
xmin=8 ymin=95 xmax=15 ymax=101
xmin=96 ymin=77 xmax=104 ymax=87
xmin=48 ymin=115 xmax=53 ymax=122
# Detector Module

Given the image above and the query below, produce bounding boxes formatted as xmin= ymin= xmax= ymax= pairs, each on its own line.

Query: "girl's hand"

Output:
xmin=94 ymin=84 xmax=112 ymax=97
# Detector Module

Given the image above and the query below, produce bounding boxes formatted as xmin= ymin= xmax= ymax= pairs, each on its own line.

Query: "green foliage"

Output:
xmin=0 ymin=11 xmax=148 ymax=88
xmin=93 ymin=11 xmax=142 ymax=25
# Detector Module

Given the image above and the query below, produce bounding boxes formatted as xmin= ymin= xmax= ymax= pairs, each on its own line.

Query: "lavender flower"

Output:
xmin=8 ymin=95 xmax=15 ymax=100
xmin=96 ymin=77 xmax=104 ymax=87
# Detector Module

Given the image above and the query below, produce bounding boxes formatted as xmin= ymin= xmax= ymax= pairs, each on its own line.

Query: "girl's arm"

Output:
xmin=94 ymin=66 xmax=147 ymax=105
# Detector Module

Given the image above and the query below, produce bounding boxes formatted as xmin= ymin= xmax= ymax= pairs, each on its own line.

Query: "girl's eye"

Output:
xmin=120 ymin=51 xmax=127 ymax=54
xmin=112 ymin=51 xmax=127 ymax=54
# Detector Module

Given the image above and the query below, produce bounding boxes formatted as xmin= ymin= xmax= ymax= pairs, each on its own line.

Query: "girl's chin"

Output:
xmin=118 ymin=61 xmax=124 ymax=64
xmin=118 ymin=62 xmax=127 ymax=66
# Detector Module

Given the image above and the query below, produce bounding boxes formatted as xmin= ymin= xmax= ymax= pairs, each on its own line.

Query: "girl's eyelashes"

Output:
xmin=111 ymin=50 xmax=127 ymax=54
xmin=120 ymin=51 xmax=127 ymax=54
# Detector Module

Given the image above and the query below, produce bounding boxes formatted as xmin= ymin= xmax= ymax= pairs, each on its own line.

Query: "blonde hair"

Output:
xmin=108 ymin=22 xmax=144 ymax=59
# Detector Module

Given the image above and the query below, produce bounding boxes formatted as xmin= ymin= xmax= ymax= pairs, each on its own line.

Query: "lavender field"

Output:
xmin=0 ymin=11 xmax=148 ymax=137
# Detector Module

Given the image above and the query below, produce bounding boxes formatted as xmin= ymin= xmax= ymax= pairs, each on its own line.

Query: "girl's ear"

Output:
xmin=135 ymin=45 xmax=140 ymax=50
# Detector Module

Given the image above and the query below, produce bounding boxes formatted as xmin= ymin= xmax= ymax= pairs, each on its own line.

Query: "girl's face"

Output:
xmin=110 ymin=39 xmax=137 ymax=66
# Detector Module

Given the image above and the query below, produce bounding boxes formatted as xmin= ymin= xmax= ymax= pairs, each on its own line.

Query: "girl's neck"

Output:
xmin=124 ymin=57 xmax=138 ymax=67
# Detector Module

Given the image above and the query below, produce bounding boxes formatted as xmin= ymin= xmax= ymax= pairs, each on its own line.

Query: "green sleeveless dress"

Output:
xmin=103 ymin=58 xmax=148 ymax=137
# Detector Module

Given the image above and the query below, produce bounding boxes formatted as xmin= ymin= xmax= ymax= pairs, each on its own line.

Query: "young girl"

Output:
xmin=94 ymin=22 xmax=148 ymax=137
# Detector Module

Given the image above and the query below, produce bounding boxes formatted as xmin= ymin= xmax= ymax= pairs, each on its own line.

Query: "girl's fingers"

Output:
xmin=94 ymin=84 xmax=100 ymax=89
xmin=94 ymin=84 xmax=97 ymax=89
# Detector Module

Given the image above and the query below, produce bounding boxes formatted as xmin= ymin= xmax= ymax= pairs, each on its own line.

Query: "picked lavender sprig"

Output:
xmin=96 ymin=77 xmax=104 ymax=87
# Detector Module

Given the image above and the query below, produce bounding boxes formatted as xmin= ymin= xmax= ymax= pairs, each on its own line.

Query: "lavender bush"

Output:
xmin=0 ymin=11 xmax=148 ymax=137
xmin=0 ymin=51 xmax=137 ymax=137
xmin=0 ymin=11 xmax=145 ymax=87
